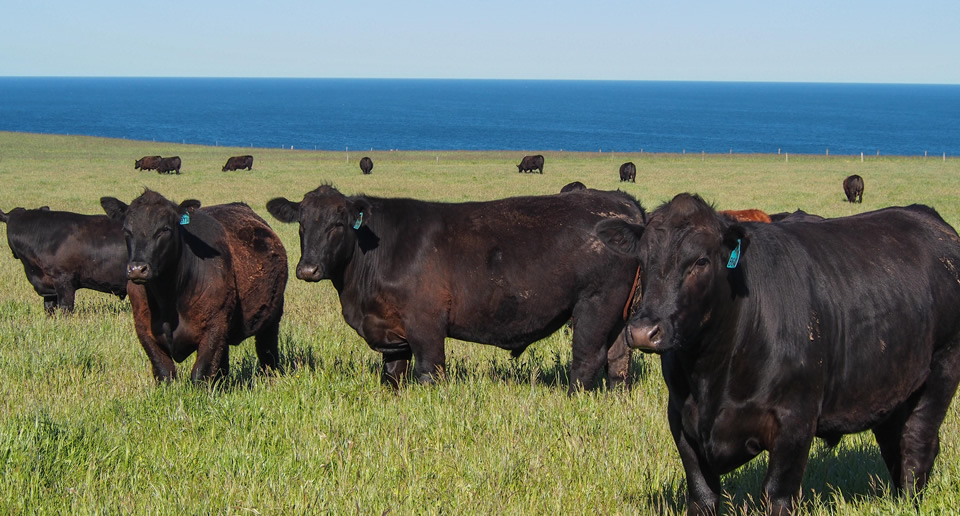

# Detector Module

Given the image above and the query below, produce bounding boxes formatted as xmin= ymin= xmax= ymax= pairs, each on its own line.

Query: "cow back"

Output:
xmin=201 ymin=203 xmax=287 ymax=334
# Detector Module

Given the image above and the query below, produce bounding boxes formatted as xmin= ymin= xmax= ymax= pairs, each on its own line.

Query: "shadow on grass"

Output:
xmin=651 ymin=442 xmax=894 ymax=514
xmin=217 ymin=332 xmax=325 ymax=391
xmin=356 ymin=344 xmax=656 ymax=393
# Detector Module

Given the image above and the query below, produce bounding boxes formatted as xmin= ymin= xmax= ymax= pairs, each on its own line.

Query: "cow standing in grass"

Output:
xmin=619 ymin=162 xmax=636 ymax=182
xmin=1 ymin=206 xmax=127 ymax=313
xmin=597 ymin=193 xmax=960 ymax=514
xmin=844 ymin=174 xmax=864 ymax=203
xmin=359 ymin=156 xmax=374 ymax=175
xmin=222 ymin=155 xmax=254 ymax=172
xmin=517 ymin=155 xmax=544 ymax=174
xmin=267 ymin=185 xmax=643 ymax=391
xmin=101 ymin=190 xmax=287 ymax=382
xmin=135 ymin=155 xmax=162 ymax=172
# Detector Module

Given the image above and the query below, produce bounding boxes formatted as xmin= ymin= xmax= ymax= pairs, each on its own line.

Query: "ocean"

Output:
xmin=0 ymin=78 xmax=957 ymax=156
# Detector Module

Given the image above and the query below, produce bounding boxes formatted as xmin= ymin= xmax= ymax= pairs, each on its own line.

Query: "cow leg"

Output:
xmin=886 ymin=343 xmax=960 ymax=502
xmin=56 ymin=285 xmax=76 ymax=312
xmin=43 ymin=295 xmax=57 ymax=314
xmin=192 ymin=339 xmax=229 ymax=382
xmin=605 ymin=327 xmax=633 ymax=390
xmin=405 ymin=327 xmax=446 ymax=384
xmin=381 ymin=350 xmax=411 ymax=389
xmin=668 ymin=400 xmax=721 ymax=515
xmin=137 ymin=336 xmax=177 ymax=383
xmin=569 ymin=303 xmax=618 ymax=392
xmin=761 ymin=417 xmax=814 ymax=515
xmin=254 ymin=318 xmax=281 ymax=372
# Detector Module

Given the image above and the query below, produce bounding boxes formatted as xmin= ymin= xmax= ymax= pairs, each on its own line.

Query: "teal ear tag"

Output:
xmin=726 ymin=238 xmax=742 ymax=269
xmin=179 ymin=213 xmax=190 ymax=225
xmin=352 ymin=212 xmax=363 ymax=230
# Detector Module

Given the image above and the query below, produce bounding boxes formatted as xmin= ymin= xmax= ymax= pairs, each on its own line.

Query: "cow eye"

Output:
xmin=155 ymin=226 xmax=171 ymax=238
xmin=695 ymin=257 xmax=710 ymax=268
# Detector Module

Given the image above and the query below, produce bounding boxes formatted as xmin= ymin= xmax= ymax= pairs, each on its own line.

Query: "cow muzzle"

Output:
xmin=127 ymin=262 xmax=151 ymax=284
xmin=296 ymin=263 xmax=323 ymax=282
xmin=625 ymin=321 xmax=671 ymax=353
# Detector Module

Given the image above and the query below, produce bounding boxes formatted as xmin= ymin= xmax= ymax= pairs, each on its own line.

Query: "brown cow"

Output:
xmin=100 ymin=190 xmax=287 ymax=382
xmin=135 ymin=156 xmax=162 ymax=172
xmin=720 ymin=208 xmax=772 ymax=223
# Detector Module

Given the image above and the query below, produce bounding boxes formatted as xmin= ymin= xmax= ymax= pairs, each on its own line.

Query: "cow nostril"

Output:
xmin=647 ymin=325 xmax=662 ymax=345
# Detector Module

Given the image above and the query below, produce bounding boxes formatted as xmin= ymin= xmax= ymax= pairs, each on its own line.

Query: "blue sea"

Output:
xmin=0 ymin=78 xmax=958 ymax=156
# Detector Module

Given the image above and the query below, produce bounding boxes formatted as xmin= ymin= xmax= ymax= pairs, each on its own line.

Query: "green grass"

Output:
xmin=1 ymin=131 xmax=959 ymax=514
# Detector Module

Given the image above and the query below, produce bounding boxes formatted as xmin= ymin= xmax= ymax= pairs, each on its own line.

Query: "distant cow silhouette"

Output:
xmin=843 ymin=175 xmax=864 ymax=203
xmin=157 ymin=156 xmax=182 ymax=175
xmin=359 ymin=157 xmax=374 ymax=175
xmin=619 ymin=162 xmax=636 ymax=182
xmin=135 ymin=156 xmax=162 ymax=172
xmin=222 ymin=155 xmax=253 ymax=172
xmin=517 ymin=155 xmax=544 ymax=174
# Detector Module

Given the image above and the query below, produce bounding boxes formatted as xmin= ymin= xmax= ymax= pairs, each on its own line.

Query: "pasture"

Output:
xmin=1 ymin=131 xmax=959 ymax=514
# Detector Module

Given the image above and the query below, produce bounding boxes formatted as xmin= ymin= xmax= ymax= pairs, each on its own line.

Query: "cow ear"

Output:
xmin=100 ymin=197 xmax=128 ymax=220
xmin=266 ymin=197 xmax=300 ymax=223
xmin=179 ymin=199 xmax=202 ymax=214
xmin=722 ymin=224 xmax=749 ymax=268
xmin=348 ymin=198 xmax=372 ymax=230
xmin=596 ymin=219 xmax=645 ymax=256
xmin=0 ymin=209 xmax=7 ymax=223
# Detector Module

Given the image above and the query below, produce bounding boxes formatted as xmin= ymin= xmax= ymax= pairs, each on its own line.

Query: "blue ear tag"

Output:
xmin=179 ymin=213 xmax=190 ymax=225
xmin=352 ymin=212 xmax=363 ymax=230
xmin=726 ymin=238 xmax=742 ymax=269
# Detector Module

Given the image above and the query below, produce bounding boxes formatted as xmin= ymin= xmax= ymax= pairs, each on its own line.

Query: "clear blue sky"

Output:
xmin=3 ymin=0 xmax=958 ymax=84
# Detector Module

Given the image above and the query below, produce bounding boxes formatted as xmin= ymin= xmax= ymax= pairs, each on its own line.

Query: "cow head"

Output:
xmin=597 ymin=193 xmax=747 ymax=353
xmin=101 ymin=190 xmax=201 ymax=284
xmin=266 ymin=185 xmax=370 ymax=282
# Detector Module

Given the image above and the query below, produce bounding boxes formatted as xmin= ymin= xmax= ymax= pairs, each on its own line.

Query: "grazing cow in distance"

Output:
xmin=222 ymin=155 xmax=254 ymax=172
xmin=720 ymin=208 xmax=772 ymax=223
xmin=517 ymin=154 xmax=544 ymax=174
xmin=100 ymin=190 xmax=287 ymax=383
xmin=597 ymin=193 xmax=960 ymax=514
xmin=770 ymin=209 xmax=825 ymax=223
xmin=156 ymin=156 xmax=182 ymax=175
xmin=560 ymin=181 xmax=586 ymax=193
xmin=135 ymin=155 xmax=162 ymax=172
xmin=619 ymin=162 xmax=636 ymax=182
xmin=1 ymin=206 xmax=127 ymax=313
xmin=843 ymin=174 xmax=864 ymax=203
xmin=359 ymin=156 xmax=374 ymax=175
xmin=266 ymin=185 xmax=644 ymax=391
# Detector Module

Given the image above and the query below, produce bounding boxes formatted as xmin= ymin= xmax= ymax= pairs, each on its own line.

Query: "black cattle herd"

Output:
xmin=6 ymin=150 xmax=956 ymax=514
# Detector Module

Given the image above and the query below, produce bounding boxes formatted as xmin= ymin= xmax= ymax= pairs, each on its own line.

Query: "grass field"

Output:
xmin=1 ymin=131 xmax=959 ymax=514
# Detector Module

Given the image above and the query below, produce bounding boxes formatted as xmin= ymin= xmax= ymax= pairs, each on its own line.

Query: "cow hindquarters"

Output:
xmin=874 ymin=336 xmax=960 ymax=502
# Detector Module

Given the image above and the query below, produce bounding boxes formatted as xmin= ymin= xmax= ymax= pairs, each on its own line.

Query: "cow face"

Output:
xmin=267 ymin=185 xmax=370 ymax=282
xmin=597 ymin=193 xmax=746 ymax=353
xmin=101 ymin=191 xmax=199 ymax=284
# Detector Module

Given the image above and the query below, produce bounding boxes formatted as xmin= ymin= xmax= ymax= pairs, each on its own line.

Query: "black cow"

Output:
xmin=157 ymin=156 xmax=182 ymax=175
xmin=560 ymin=181 xmax=586 ymax=193
xmin=1 ymin=206 xmax=127 ymax=313
xmin=619 ymin=162 xmax=636 ymax=182
xmin=517 ymin=154 xmax=544 ymax=174
xmin=222 ymin=155 xmax=254 ymax=172
xmin=843 ymin=174 xmax=864 ymax=203
xmin=597 ymin=193 xmax=960 ymax=514
xmin=266 ymin=185 xmax=644 ymax=391
xmin=769 ymin=209 xmax=825 ymax=223
xmin=359 ymin=156 xmax=374 ymax=175
xmin=135 ymin=155 xmax=162 ymax=172
xmin=100 ymin=190 xmax=288 ymax=382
